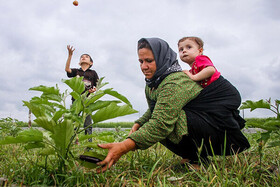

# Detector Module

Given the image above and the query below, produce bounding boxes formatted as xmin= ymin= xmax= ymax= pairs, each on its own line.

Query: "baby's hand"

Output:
xmin=183 ymin=70 xmax=191 ymax=76
xmin=183 ymin=70 xmax=188 ymax=74
xmin=183 ymin=70 xmax=194 ymax=79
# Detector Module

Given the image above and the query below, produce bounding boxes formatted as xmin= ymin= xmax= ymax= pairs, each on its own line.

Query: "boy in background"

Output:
xmin=65 ymin=45 xmax=99 ymax=142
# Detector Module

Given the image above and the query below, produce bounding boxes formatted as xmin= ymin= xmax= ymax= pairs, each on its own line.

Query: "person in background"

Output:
xmin=65 ymin=45 xmax=99 ymax=142
xmin=97 ymin=38 xmax=250 ymax=173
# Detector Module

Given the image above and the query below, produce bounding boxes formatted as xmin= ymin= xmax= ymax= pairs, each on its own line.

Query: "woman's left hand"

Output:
xmin=96 ymin=139 xmax=136 ymax=173
xmin=129 ymin=123 xmax=141 ymax=136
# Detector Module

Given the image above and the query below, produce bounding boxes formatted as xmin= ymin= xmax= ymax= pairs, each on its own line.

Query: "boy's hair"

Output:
xmin=80 ymin=54 xmax=93 ymax=62
xmin=178 ymin=36 xmax=204 ymax=49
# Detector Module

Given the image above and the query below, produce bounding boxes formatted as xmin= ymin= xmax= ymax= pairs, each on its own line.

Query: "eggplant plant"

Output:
xmin=0 ymin=117 xmax=22 ymax=137
xmin=240 ymin=99 xmax=280 ymax=168
xmin=0 ymin=77 xmax=138 ymax=173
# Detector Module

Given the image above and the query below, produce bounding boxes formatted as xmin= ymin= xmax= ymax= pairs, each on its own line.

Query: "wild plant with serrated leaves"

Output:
xmin=0 ymin=77 xmax=137 ymax=173
xmin=240 ymin=98 xmax=280 ymax=169
xmin=0 ymin=117 xmax=22 ymax=138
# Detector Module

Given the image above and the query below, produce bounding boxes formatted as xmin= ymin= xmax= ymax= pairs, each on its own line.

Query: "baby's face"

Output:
xmin=178 ymin=39 xmax=203 ymax=65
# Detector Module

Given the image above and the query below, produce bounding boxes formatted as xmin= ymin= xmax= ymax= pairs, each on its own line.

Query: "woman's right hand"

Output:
xmin=96 ymin=139 xmax=136 ymax=173
xmin=67 ymin=45 xmax=75 ymax=56
xmin=129 ymin=123 xmax=141 ymax=136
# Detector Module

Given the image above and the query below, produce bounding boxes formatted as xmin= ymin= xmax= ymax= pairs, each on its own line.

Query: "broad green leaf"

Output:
xmin=51 ymin=120 xmax=74 ymax=157
xmin=63 ymin=77 xmax=85 ymax=95
xmin=23 ymin=101 xmax=46 ymax=118
xmin=41 ymin=93 xmax=62 ymax=102
xmin=258 ymin=131 xmax=271 ymax=144
xmin=29 ymin=96 xmax=49 ymax=105
xmin=29 ymin=85 xmax=60 ymax=95
xmin=52 ymin=109 xmax=67 ymax=122
xmin=51 ymin=102 xmax=66 ymax=110
xmin=84 ymin=92 xmax=106 ymax=106
xmin=34 ymin=117 xmax=55 ymax=133
xmin=40 ymin=104 xmax=56 ymax=114
xmin=24 ymin=142 xmax=45 ymax=149
xmin=240 ymin=100 xmax=270 ymax=111
xmin=27 ymin=98 xmax=62 ymax=114
xmin=71 ymin=98 xmax=83 ymax=115
xmin=86 ymin=100 xmax=121 ymax=113
xmin=39 ymin=147 xmax=56 ymax=156
xmin=92 ymin=103 xmax=138 ymax=123
xmin=104 ymin=88 xmax=132 ymax=107
xmin=0 ymin=128 xmax=43 ymax=145
xmin=63 ymin=112 xmax=83 ymax=127
xmin=70 ymin=91 xmax=80 ymax=101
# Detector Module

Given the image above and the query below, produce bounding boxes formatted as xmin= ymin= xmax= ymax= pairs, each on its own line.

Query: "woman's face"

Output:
xmin=138 ymin=48 xmax=157 ymax=79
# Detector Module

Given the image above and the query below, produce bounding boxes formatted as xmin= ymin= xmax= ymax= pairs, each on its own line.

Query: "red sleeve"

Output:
xmin=195 ymin=55 xmax=214 ymax=70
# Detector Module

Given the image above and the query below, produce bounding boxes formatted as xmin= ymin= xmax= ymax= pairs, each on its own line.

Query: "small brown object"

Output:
xmin=73 ymin=0 xmax=78 ymax=6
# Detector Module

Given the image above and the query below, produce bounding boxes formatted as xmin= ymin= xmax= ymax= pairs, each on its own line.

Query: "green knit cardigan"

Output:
xmin=128 ymin=72 xmax=202 ymax=149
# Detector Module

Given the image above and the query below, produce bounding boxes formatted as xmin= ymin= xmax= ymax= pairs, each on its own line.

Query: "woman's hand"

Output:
xmin=96 ymin=139 xmax=136 ymax=173
xmin=129 ymin=123 xmax=141 ymax=136
xmin=67 ymin=45 xmax=75 ymax=56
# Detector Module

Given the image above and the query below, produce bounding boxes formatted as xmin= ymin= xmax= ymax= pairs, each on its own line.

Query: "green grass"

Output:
xmin=1 ymin=119 xmax=280 ymax=186
xmin=1 ymin=131 xmax=280 ymax=186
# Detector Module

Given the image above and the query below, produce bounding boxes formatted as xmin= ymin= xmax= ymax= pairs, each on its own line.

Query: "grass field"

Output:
xmin=1 ymin=118 xmax=280 ymax=186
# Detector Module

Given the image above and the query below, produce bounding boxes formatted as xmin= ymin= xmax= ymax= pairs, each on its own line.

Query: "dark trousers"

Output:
xmin=84 ymin=115 xmax=92 ymax=142
xmin=72 ymin=100 xmax=92 ymax=142
xmin=162 ymin=76 xmax=250 ymax=163
xmin=162 ymin=110 xmax=250 ymax=163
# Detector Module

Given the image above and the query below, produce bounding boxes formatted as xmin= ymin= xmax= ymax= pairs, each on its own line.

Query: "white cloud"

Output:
xmin=0 ymin=0 xmax=279 ymax=122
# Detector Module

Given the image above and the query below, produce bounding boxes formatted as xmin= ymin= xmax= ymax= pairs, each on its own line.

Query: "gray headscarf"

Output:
xmin=138 ymin=38 xmax=182 ymax=88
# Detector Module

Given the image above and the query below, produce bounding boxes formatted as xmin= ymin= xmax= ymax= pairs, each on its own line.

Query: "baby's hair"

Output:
xmin=178 ymin=36 xmax=204 ymax=49
xmin=138 ymin=38 xmax=152 ymax=51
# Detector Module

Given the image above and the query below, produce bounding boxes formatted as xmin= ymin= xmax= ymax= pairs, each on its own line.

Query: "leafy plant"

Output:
xmin=0 ymin=77 xmax=137 ymax=173
xmin=0 ymin=117 xmax=22 ymax=138
xmin=240 ymin=98 xmax=280 ymax=169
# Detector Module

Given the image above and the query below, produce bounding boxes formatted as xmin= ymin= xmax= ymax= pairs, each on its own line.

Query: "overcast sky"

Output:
xmin=0 ymin=0 xmax=279 ymax=122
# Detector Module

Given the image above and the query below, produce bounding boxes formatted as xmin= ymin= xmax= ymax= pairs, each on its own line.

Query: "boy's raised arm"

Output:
xmin=65 ymin=45 xmax=75 ymax=73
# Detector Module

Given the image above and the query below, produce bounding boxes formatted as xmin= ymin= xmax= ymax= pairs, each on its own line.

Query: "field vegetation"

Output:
xmin=1 ymin=77 xmax=279 ymax=186
xmin=1 ymin=117 xmax=280 ymax=186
